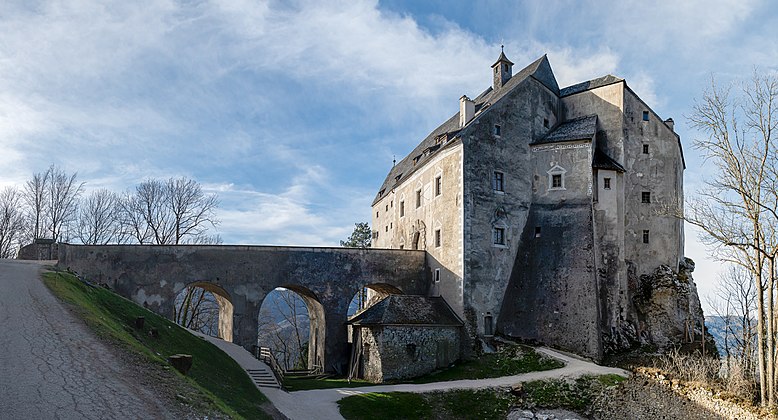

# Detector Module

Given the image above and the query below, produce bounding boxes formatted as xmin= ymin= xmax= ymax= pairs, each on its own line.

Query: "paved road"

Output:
xmin=0 ymin=259 xmax=179 ymax=419
xmin=202 ymin=329 xmax=629 ymax=420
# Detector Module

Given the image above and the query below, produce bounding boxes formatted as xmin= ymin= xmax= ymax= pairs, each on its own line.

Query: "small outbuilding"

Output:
xmin=347 ymin=295 xmax=463 ymax=383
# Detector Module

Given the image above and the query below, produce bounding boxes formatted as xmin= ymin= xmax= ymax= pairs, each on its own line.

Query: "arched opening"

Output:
xmin=174 ymin=281 xmax=234 ymax=342
xmin=412 ymin=232 xmax=421 ymax=250
xmin=258 ymin=286 xmax=326 ymax=372
xmin=347 ymin=283 xmax=404 ymax=317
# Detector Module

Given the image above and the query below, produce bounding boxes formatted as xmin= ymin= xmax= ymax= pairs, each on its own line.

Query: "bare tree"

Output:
xmin=44 ymin=165 xmax=84 ymax=242
xmin=687 ymin=71 xmax=778 ymax=405
xmin=120 ymin=177 xmax=219 ymax=245
xmin=174 ymin=286 xmax=220 ymax=336
xmin=258 ymin=290 xmax=309 ymax=370
xmin=0 ymin=187 xmax=26 ymax=258
xmin=77 ymin=189 xmax=123 ymax=245
xmin=23 ymin=169 xmax=49 ymax=239
xmin=167 ymin=177 xmax=219 ymax=244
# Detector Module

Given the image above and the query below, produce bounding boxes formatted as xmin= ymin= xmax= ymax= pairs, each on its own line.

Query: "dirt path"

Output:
xmin=0 ymin=259 xmax=184 ymax=419
xmin=203 ymin=331 xmax=629 ymax=420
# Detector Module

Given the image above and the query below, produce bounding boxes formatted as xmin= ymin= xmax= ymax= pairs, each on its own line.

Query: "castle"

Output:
xmin=371 ymin=51 xmax=690 ymax=361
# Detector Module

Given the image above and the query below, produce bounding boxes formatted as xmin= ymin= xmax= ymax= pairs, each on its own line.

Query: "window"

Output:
xmin=400 ymin=201 xmax=405 ymax=217
xmin=399 ymin=245 xmax=404 ymax=249
xmin=552 ymin=174 xmax=562 ymax=188
xmin=435 ymin=175 xmax=442 ymax=196
xmin=643 ymin=144 xmax=649 ymax=154
xmin=435 ymin=229 xmax=441 ymax=247
xmin=434 ymin=268 xmax=440 ymax=282
xmin=391 ymin=200 xmax=393 ymax=207
xmin=535 ymin=226 xmax=541 ymax=238
xmin=493 ymin=227 xmax=505 ymax=245
xmin=390 ymin=222 xmax=392 ymax=229
xmin=643 ymin=230 xmax=650 ymax=244
xmin=543 ymin=118 xmax=549 ymax=128
xmin=604 ymin=178 xmax=611 ymax=190
xmin=642 ymin=191 xmax=651 ymax=203
xmin=493 ymin=124 xmax=501 ymax=136
xmin=415 ymin=189 xmax=422 ymax=208
xmin=642 ymin=110 xmax=649 ymax=121
xmin=376 ymin=211 xmax=379 ymax=218
xmin=547 ymin=165 xmax=566 ymax=190
xmin=385 ymin=204 xmax=388 ymax=211
xmin=385 ymin=226 xmax=388 ymax=232
xmin=493 ymin=171 xmax=504 ymax=192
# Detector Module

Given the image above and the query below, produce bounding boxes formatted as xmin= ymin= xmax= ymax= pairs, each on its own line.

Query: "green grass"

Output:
xmin=339 ymin=374 xmax=626 ymax=420
xmin=287 ymin=344 xmax=564 ymax=391
xmin=42 ymin=270 xmax=271 ymax=419
xmin=339 ymin=389 xmax=515 ymax=420
xmin=407 ymin=344 xmax=564 ymax=384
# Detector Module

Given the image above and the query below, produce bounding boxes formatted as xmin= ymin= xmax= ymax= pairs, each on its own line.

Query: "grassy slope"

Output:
xmin=42 ymin=270 xmax=270 ymax=419
xmin=285 ymin=344 xmax=563 ymax=391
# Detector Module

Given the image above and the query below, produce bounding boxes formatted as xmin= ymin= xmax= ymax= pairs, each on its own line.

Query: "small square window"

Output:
xmin=435 ymin=176 xmax=442 ymax=196
xmin=642 ymin=191 xmax=651 ymax=203
xmin=552 ymin=174 xmax=562 ymax=188
xmin=493 ymin=227 xmax=505 ymax=245
xmin=604 ymin=178 xmax=611 ymax=190
xmin=493 ymin=171 xmax=504 ymax=192
xmin=435 ymin=229 xmax=441 ymax=247
xmin=643 ymin=230 xmax=650 ymax=244
xmin=493 ymin=124 xmax=501 ymax=136
xmin=399 ymin=244 xmax=404 ymax=249
xmin=642 ymin=111 xmax=649 ymax=121
xmin=399 ymin=201 xmax=405 ymax=217
xmin=643 ymin=144 xmax=649 ymax=154
xmin=434 ymin=268 xmax=441 ymax=283
xmin=415 ymin=190 xmax=422 ymax=208
xmin=535 ymin=226 xmax=541 ymax=238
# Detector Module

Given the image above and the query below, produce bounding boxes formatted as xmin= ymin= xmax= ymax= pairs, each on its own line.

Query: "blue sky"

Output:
xmin=1 ymin=0 xmax=777 ymax=310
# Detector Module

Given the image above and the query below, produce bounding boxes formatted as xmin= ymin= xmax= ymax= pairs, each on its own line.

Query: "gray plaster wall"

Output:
xmin=57 ymin=244 xmax=426 ymax=373
xmin=359 ymin=325 xmax=460 ymax=383
xmin=621 ymin=87 xmax=684 ymax=276
xmin=373 ymin=144 xmax=465 ymax=315
xmin=461 ymin=76 xmax=559 ymax=341
xmin=497 ymin=203 xmax=601 ymax=359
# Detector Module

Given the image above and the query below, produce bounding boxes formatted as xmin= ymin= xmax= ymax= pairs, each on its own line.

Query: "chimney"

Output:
xmin=665 ymin=118 xmax=674 ymax=131
xmin=460 ymin=95 xmax=475 ymax=127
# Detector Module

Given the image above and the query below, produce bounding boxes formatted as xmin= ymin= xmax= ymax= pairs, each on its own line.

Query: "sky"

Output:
xmin=1 ymin=0 xmax=777 ymax=312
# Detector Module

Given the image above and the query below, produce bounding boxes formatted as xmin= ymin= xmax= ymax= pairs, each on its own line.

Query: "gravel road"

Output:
xmin=0 ymin=259 xmax=183 ymax=419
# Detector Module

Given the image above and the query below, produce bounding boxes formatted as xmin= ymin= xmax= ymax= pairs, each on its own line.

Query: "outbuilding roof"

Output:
xmin=347 ymin=295 xmax=463 ymax=327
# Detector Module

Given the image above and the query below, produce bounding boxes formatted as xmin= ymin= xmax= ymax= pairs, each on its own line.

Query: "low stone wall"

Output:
xmin=631 ymin=368 xmax=767 ymax=420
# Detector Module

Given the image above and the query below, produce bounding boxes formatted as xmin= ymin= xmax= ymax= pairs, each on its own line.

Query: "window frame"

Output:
xmin=493 ymin=227 xmax=506 ymax=246
xmin=435 ymin=175 xmax=442 ymax=197
xmin=643 ymin=230 xmax=650 ymax=244
xmin=415 ymin=189 xmax=422 ymax=208
xmin=642 ymin=191 xmax=651 ymax=203
xmin=493 ymin=171 xmax=505 ymax=193
xmin=434 ymin=229 xmax=441 ymax=248
xmin=603 ymin=177 xmax=611 ymax=190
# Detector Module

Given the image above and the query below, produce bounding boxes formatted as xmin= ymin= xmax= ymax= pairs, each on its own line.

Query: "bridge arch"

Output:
xmin=58 ymin=244 xmax=428 ymax=373
xmin=173 ymin=281 xmax=234 ymax=342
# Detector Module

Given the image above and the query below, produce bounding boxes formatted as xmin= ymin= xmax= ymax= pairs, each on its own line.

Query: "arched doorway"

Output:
xmin=174 ymin=282 xmax=234 ymax=342
xmin=258 ymin=286 xmax=326 ymax=372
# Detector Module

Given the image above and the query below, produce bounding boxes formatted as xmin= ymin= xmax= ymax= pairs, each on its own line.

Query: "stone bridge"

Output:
xmin=57 ymin=244 xmax=427 ymax=373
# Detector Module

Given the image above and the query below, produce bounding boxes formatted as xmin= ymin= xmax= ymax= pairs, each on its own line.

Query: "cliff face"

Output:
xmin=604 ymin=257 xmax=715 ymax=357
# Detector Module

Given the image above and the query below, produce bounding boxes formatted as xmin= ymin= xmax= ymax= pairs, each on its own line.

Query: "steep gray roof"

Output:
xmin=560 ymin=75 xmax=623 ymax=97
xmin=347 ymin=295 xmax=463 ymax=327
xmin=373 ymin=55 xmax=559 ymax=205
xmin=592 ymin=148 xmax=626 ymax=172
xmin=531 ymin=115 xmax=597 ymax=145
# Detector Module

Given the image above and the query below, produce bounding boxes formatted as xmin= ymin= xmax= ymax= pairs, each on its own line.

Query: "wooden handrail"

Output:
xmin=257 ymin=346 xmax=285 ymax=384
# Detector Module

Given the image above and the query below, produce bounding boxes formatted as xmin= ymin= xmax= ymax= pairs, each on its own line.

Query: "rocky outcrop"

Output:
xmin=603 ymin=257 xmax=714 ymax=357
xmin=632 ymin=257 xmax=712 ymax=353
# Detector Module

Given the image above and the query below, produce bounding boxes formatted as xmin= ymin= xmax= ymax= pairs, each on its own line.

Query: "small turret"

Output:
xmin=491 ymin=46 xmax=513 ymax=91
